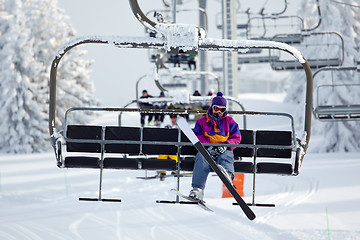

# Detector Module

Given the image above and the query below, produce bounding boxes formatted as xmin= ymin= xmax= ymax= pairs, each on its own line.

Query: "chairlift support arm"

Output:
xmin=302 ymin=0 xmax=322 ymax=32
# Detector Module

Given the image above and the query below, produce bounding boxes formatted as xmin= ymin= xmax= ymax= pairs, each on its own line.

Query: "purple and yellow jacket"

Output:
xmin=193 ymin=111 xmax=241 ymax=150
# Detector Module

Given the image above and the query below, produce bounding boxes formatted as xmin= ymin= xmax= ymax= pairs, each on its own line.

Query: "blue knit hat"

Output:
xmin=211 ymin=92 xmax=227 ymax=107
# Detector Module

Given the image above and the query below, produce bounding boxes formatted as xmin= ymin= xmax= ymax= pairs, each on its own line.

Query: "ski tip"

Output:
xmin=247 ymin=212 xmax=256 ymax=220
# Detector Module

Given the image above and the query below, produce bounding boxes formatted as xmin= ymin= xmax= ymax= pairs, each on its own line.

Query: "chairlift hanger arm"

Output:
xmin=271 ymin=0 xmax=288 ymax=16
xmin=129 ymin=0 xmax=157 ymax=29
xmin=302 ymin=0 xmax=322 ymax=32
xmin=49 ymin=36 xmax=165 ymax=136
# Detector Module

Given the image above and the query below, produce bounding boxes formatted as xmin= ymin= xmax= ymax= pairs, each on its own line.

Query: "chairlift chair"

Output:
xmin=246 ymin=15 xmax=304 ymax=44
xmin=269 ymin=32 xmax=345 ymax=71
xmin=48 ymin=0 xmax=313 ymax=207
xmin=312 ymin=66 xmax=360 ymax=121
xmin=119 ymin=95 xmax=247 ymax=128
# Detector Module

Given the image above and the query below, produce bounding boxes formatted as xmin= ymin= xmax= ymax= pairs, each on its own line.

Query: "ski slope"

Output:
xmin=1 ymin=95 xmax=360 ymax=240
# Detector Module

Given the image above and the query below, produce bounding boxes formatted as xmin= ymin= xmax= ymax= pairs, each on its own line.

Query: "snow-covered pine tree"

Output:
xmin=285 ymin=0 xmax=360 ymax=152
xmin=0 ymin=0 xmax=99 ymax=153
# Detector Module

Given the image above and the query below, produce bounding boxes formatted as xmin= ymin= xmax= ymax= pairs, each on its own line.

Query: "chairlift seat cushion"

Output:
xmin=256 ymin=130 xmax=292 ymax=158
xmin=142 ymin=128 xmax=178 ymax=155
xmin=256 ymin=162 xmax=293 ymax=175
xmin=234 ymin=161 xmax=254 ymax=173
xmin=180 ymin=131 xmax=197 ymax=155
xmin=66 ymin=125 xmax=102 ymax=153
xmin=103 ymin=157 xmax=139 ymax=169
xmin=105 ymin=126 xmax=140 ymax=154
xmin=180 ymin=157 xmax=195 ymax=171
xmin=141 ymin=158 xmax=177 ymax=170
xmin=64 ymin=156 xmax=99 ymax=168
xmin=234 ymin=130 xmax=254 ymax=158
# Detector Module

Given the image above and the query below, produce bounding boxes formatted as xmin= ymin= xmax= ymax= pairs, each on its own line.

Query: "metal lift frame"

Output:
xmin=49 ymin=0 xmax=313 ymax=205
xmin=269 ymin=31 xmax=345 ymax=71
xmin=312 ymin=66 xmax=360 ymax=121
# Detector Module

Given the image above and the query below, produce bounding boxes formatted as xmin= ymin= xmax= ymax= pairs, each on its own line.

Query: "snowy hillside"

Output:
xmin=0 ymin=150 xmax=359 ymax=239
xmin=0 ymin=95 xmax=359 ymax=240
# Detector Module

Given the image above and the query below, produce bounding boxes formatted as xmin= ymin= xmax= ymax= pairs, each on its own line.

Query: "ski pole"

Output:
xmin=326 ymin=207 xmax=331 ymax=240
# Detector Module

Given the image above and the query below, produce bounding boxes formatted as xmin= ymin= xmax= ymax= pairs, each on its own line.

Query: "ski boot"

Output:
xmin=189 ymin=188 xmax=204 ymax=201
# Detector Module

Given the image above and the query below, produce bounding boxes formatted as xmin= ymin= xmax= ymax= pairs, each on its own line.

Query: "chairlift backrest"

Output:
xmin=312 ymin=67 xmax=360 ymax=121
xmin=66 ymin=125 xmax=102 ymax=153
xmin=269 ymin=32 xmax=344 ymax=71
xmin=105 ymin=126 xmax=141 ymax=154
xmin=142 ymin=127 xmax=178 ymax=155
xmin=247 ymin=15 xmax=304 ymax=40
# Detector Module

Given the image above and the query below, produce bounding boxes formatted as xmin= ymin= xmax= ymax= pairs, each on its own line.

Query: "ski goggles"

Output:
xmin=212 ymin=105 xmax=226 ymax=113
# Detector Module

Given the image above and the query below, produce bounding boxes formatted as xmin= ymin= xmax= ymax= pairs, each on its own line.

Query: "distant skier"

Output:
xmin=189 ymin=92 xmax=241 ymax=200
xmin=139 ymin=90 xmax=154 ymax=127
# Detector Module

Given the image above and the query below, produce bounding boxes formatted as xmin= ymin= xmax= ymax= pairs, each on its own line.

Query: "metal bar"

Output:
xmin=252 ymin=134 xmax=257 ymax=205
xmin=128 ymin=0 xmax=156 ymax=28
xmin=98 ymin=127 xmax=106 ymax=200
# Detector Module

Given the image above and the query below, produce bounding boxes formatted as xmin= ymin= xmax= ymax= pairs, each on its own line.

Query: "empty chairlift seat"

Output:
xmin=65 ymin=125 xmax=103 ymax=168
xmin=141 ymin=128 xmax=179 ymax=171
xmin=103 ymin=126 xmax=141 ymax=169
xmin=233 ymin=130 xmax=255 ymax=173
xmin=255 ymin=130 xmax=293 ymax=175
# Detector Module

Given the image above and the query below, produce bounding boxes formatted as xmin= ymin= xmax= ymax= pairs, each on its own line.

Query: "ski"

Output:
xmin=176 ymin=117 xmax=256 ymax=220
xmin=172 ymin=189 xmax=213 ymax=212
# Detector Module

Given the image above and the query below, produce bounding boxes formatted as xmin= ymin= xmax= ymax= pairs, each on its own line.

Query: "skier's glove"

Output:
xmin=207 ymin=146 xmax=227 ymax=159
xmin=216 ymin=146 xmax=227 ymax=154
xmin=207 ymin=146 xmax=219 ymax=159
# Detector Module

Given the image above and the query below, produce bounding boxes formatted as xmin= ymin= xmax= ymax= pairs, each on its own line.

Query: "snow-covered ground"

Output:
xmin=1 ymin=95 xmax=359 ymax=240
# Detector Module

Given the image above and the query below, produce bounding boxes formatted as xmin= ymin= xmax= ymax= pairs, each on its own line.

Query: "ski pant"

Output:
xmin=191 ymin=150 xmax=235 ymax=190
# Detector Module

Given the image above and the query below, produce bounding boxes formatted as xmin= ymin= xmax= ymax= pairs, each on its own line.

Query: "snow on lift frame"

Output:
xmin=48 ymin=0 xmax=313 ymax=206
xmin=312 ymin=66 xmax=360 ymax=121
xmin=269 ymin=31 xmax=345 ymax=71
xmin=145 ymin=6 xmax=208 ymax=69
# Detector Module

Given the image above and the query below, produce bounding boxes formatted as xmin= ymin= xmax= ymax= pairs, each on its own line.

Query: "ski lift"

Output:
xmin=246 ymin=15 xmax=304 ymax=44
xmin=269 ymin=32 xmax=345 ymax=70
xmin=312 ymin=66 xmax=360 ymax=121
xmin=48 ymin=0 xmax=313 ymax=208
xmin=158 ymin=69 xmax=221 ymax=93
xmin=246 ymin=0 xmax=321 ymax=43
xmin=216 ymin=9 xmax=250 ymax=32
xmin=216 ymin=0 xmax=288 ymax=32
xmin=118 ymin=95 xmax=247 ymax=128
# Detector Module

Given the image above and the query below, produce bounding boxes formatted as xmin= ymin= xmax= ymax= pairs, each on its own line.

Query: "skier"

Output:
xmin=154 ymin=91 xmax=167 ymax=127
xmin=139 ymin=90 xmax=154 ymax=127
xmin=189 ymin=92 xmax=241 ymax=200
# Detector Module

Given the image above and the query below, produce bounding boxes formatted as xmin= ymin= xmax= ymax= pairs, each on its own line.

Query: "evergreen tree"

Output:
xmin=285 ymin=0 xmax=360 ymax=152
xmin=0 ymin=0 xmax=98 ymax=153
